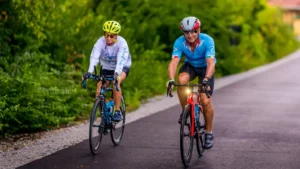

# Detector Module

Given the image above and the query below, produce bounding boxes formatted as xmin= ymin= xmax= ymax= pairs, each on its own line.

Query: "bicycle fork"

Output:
xmin=187 ymin=96 xmax=195 ymax=137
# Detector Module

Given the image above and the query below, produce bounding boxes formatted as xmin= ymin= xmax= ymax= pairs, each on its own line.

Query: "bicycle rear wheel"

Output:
xmin=89 ymin=98 xmax=104 ymax=155
xmin=110 ymin=95 xmax=126 ymax=145
xmin=180 ymin=104 xmax=194 ymax=167
xmin=196 ymin=108 xmax=206 ymax=157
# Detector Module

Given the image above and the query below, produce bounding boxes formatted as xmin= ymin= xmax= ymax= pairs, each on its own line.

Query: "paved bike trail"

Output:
xmin=18 ymin=53 xmax=300 ymax=169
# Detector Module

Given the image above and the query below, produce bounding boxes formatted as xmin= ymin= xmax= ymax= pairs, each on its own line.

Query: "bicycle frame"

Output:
xmin=167 ymin=82 xmax=209 ymax=166
xmin=167 ymin=83 xmax=209 ymax=136
xmin=83 ymin=66 xmax=126 ymax=153
xmin=187 ymin=90 xmax=203 ymax=137
xmin=99 ymin=88 xmax=113 ymax=125
xmin=82 ymin=70 xmax=119 ymax=126
xmin=97 ymin=77 xmax=116 ymax=126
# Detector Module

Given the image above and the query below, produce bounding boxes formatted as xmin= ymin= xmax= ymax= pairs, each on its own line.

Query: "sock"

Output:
xmin=206 ymin=131 xmax=213 ymax=134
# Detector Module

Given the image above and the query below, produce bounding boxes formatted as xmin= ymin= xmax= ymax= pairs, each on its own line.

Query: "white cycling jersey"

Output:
xmin=88 ymin=35 xmax=132 ymax=74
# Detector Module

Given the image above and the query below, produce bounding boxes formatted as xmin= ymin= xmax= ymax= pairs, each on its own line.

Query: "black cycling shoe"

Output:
xmin=204 ymin=133 xmax=214 ymax=149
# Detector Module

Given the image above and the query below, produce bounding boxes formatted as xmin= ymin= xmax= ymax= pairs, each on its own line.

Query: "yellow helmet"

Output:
xmin=103 ymin=20 xmax=121 ymax=34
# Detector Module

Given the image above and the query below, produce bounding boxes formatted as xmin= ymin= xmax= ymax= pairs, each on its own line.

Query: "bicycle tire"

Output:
xmin=110 ymin=95 xmax=126 ymax=145
xmin=180 ymin=104 xmax=194 ymax=167
xmin=89 ymin=98 xmax=104 ymax=155
xmin=196 ymin=108 xmax=205 ymax=157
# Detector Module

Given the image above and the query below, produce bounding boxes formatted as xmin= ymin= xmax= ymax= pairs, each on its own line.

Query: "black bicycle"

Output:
xmin=82 ymin=67 xmax=126 ymax=155
xmin=167 ymin=82 xmax=210 ymax=167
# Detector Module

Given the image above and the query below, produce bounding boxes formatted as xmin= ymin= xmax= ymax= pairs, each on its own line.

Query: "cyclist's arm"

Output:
xmin=115 ymin=41 xmax=130 ymax=75
xmin=204 ymin=36 xmax=216 ymax=79
xmin=88 ymin=39 xmax=102 ymax=73
xmin=169 ymin=39 xmax=183 ymax=79
xmin=205 ymin=58 xmax=215 ymax=80
xmin=168 ymin=58 xmax=180 ymax=80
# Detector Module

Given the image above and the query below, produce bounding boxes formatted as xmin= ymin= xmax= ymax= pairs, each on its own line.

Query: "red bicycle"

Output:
xmin=167 ymin=82 xmax=210 ymax=167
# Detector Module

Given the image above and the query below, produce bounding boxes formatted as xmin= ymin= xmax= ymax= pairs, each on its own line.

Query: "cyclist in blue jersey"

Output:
xmin=82 ymin=21 xmax=132 ymax=123
xmin=166 ymin=16 xmax=216 ymax=149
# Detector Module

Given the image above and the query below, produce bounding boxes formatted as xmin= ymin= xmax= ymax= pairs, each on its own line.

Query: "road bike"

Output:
xmin=167 ymin=82 xmax=210 ymax=167
xmin=82 ymin=67 xmax=126 ymax=155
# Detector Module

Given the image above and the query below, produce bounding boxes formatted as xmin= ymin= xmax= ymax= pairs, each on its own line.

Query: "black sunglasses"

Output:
xmin=183 ymin=29 xmax=198 ymax=35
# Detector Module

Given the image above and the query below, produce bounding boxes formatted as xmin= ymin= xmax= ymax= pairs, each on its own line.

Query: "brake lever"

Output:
xmin=114 ymin=79 xmax=120 ymax=91
xmin=169 ymin=90 xmax=173 ymax=97
xmin=167 ymin=85 xmax=173 ymax=97
xmin=81 ymin=79 xmax=87 ymax=89
xmin=203 ymin=85 xmax=210 ymax=98
xmin=206 ymin=91 xmax=210 ymax=98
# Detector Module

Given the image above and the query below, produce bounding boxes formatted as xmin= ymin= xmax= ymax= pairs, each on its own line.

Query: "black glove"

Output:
xmin=166 ymin=79 xmax=175 ymax=97
xmin=202 ymin=78 xmax=210 ymax=84
xmin=202 ymin=78 xmax=211 ymax=90
xmin=202 ymin=78 xmax=211 ymax=98
xmin=114 ymin=72 xmax=120 ymax=81
xmin=166 ymin=79 xmax=175 ymax=88
xmin=83 ymin=72 xmax=91 ymax=79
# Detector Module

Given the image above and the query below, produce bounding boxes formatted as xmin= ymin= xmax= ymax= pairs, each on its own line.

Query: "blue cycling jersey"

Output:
xmin=171 ymin=33 xmax=216 ymax=68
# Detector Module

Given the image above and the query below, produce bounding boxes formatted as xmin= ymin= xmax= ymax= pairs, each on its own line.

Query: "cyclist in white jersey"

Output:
xmin=83 ymin=20 xmax=131 ymax=122
xmin=166 ymin=16 xmax=216 ymax=149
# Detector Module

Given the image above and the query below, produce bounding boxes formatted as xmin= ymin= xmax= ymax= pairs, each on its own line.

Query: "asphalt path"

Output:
xmin=18 ymin=52 xmax=300 ymax=169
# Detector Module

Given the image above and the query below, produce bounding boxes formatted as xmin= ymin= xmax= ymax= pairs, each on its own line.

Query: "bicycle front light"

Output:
xmin=186 ymin=88 xmax=191 ymax=94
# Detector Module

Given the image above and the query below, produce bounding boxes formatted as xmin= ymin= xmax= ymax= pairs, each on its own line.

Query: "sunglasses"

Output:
xmin=183 ymin=29 xmax=198 ymax=35
xmin=104 ymin=33 xmax=117 ymax=38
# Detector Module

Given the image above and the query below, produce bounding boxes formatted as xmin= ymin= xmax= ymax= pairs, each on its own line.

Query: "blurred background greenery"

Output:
xmin=0 ymin=0 xmax=299 ymax=136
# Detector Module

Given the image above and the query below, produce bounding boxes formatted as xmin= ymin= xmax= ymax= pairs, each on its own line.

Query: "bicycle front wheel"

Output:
xmin=196 ymin=108 xmax=206 ymax=157
xmin=110 ymin=95 xmax=126 ymax=145
xmin=89 ymin=98 xmax=104 ymax=155
xmin=180 ymin=104 xmax=194 ymax=167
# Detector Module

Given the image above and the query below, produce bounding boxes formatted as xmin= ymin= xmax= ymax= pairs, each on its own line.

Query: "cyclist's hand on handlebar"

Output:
xmin=202 ymin=78 xmax=211 ymax=98
xmin=202 ymin=78 xmax=211 ymax=91
xmin=114 ymin=72 xmax=121 ymax=91
xmin=166 ymin=79 xmax=175 ymax=97
xmin=81 ymin=72 xmax=91 ymax=89
xmin=166 ymin=79 xmax=175 ymax=89
xmin=83 ymin=72 xmax=92 ymax=80
xmin=114 ymin=72 xmax=120 ymax=81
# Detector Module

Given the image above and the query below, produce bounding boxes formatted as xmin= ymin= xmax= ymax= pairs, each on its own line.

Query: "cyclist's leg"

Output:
xmin=114 ymin=67 xmax=129 ymax=110
xmin=112 ymin=67 xmax=129 ymax=121
xmin=196 ymin=67 xmax=215 ymax=149
xmin=177 ymin=62 xmax=197 ymax=109
xmin=198 ymin=73 xmax=215 ymax=133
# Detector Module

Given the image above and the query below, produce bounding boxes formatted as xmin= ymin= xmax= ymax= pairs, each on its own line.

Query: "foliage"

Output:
xmin=0 ymin=0 xmax=298 ymax=135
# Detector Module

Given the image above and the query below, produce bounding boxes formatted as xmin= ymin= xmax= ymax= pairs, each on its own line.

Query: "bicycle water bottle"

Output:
xmin=108 ymin=99 xmax=114 ymax=115
xmin=105 ymin=100 xmax=110 ymax=112
xmin=194 ymin=104 xmax=200 ymax=129
xmin=194 ymin=104 xmax=200 ymax=121
xmin=193 ymin=94 xmax=198 ymax=103
xmin=105 ymin=99 xmax=113 ymax=124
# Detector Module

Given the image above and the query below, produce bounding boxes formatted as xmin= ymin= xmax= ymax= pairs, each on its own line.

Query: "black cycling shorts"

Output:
xmin=100 ymin=67 xmax=130 ymax=77
xmin=178 ymin=62 xmax=214 ymax=95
